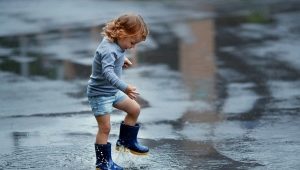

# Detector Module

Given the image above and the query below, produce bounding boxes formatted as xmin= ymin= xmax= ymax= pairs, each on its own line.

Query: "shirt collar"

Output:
xmin=103 ymin=37 xmax=125 ymax=53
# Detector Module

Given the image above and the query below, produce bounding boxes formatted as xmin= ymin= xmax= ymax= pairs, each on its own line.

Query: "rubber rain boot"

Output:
xmin=95 ymin=142 xmax=123 ymax=170
xmin=116 ymin=121 xmax=149 ymax=155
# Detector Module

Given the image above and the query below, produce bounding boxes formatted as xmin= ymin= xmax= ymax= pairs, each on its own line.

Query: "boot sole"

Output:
xmin=116 ymin=146 xmax=148 ymax=156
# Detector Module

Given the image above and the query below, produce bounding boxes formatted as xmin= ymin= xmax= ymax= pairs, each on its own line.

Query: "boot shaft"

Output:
xmin=95 ymin=143 xmax=112 ymax=164
xmin=118 ymin=121 xmax=139 ymax=141
xmin=117 ymin=121 xmax=149 ymax=154
xmin=94 ymin=142 xmax=123 ymax=170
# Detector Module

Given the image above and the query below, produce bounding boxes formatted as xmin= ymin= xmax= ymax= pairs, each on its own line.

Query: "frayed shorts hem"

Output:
xmin=88 ymin=91 xmax=126 ymax=117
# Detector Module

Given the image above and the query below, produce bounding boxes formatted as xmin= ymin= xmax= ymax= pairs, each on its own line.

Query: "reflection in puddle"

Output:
xmin=135 ymin=18 xmax=217 ymax=104
xmin=179 ymin=18 xmax=216 ymax=102
xmin=176 ymin=18 xmax=219 ymax=127
xmin=0 ymin=27 xmax=99 ymax=80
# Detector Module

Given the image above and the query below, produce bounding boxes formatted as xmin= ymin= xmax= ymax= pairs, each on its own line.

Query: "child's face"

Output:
xmin=117 ymin=36 xmax=142 ymax=50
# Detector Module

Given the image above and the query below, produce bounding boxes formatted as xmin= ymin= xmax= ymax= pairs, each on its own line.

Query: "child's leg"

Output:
xmin=114 ymin=96 xmax=149 ymax=155
xmin=114 ymin=96 xmax=140 ymax=126
xmin=88 ymin=96 xmax=123 ymax=169
xmin=95 ymin=114 xmax=111 ymax=144
xmin=94 ymin=115 xmax=123 ymax=170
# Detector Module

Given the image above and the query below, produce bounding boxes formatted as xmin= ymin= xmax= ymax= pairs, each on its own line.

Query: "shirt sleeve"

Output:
xmin=99 ymin=51 xmax=128 ymax=92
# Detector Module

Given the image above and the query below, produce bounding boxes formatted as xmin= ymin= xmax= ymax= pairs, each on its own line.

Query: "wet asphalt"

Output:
xmin=0 ymin=0 xmax=300 ymax=170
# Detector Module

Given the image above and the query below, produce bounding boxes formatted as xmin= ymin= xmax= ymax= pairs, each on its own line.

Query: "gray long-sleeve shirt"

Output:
xmin=87 ymin=37 xmax=128 ymax=97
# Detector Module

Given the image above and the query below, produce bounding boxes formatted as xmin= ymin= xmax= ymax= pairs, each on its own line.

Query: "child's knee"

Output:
xmin=136 ymin=105 xmax=141 ymax=115
xmin=131 ymin=104 xmax=141 ymax=117
xmin=99 ymin=124 xmax=111 ymax=135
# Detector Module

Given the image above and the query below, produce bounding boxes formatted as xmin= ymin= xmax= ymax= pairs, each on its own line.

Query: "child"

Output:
xmin=87 ymin=13 xmax=149 ymax=170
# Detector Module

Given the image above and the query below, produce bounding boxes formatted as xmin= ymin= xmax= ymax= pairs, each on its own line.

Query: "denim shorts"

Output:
xmin=88 ymin=91 xmax=127 ymax=116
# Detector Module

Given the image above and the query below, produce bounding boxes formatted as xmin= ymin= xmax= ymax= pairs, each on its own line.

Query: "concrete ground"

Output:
xmin=0 ymin=0 xmax=300 ymax=169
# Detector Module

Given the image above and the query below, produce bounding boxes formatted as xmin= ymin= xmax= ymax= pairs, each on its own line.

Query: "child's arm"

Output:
xmin=100 ymin=51 xmax=128 ymax=92
xmin=100 ymin=52 xmax=139 ymax=100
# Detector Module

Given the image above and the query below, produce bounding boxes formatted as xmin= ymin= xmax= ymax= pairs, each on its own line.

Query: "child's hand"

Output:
xmin=123 ymin=57 xmax=133 ymax=68
xmin=125 ymin=84 xmax=139 ymax=100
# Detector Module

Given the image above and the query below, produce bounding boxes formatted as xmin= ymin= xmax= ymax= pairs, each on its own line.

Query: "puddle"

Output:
xmin=0 ymin=0 xmax=300 ymax=169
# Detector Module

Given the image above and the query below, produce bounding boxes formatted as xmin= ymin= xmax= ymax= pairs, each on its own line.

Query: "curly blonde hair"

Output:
xmin=102 ymin=13 xmax=149 ymax=42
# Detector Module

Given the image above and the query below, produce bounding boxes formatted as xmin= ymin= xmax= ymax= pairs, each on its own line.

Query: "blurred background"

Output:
xmin=0 ymin=0 xmax=300 ymax=169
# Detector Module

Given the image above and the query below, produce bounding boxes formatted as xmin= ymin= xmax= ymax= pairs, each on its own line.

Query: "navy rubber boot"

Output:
xmin=95 ymin=142 xmax=123 ymax=170
xmin=116 ymin=122 xmax=149 ymax=155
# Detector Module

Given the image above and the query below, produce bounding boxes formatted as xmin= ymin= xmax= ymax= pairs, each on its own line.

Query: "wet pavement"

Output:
xmin=1 ymin=0 xmax=300 ymax=169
